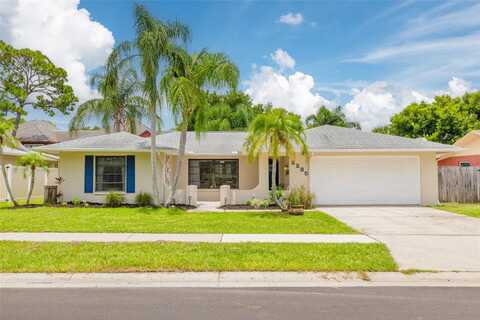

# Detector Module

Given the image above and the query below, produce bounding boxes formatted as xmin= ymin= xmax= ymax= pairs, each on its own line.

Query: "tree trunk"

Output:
xmin=150 ymin=110 xmax=160 ymax=206
xmin=26 ymin=166 xmax=35 ymax=205
xmin=168 ymin=129 xmax=187 ymax=205
xmin=12 ymin=111 xmax=22 ymax=137
xmin=271 ymin=158 xmax=284 ymax=210
xmin=0 ymin=161 xmax=17 ymax=206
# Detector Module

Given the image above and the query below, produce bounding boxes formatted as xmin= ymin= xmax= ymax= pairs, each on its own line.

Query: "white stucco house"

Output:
xmin=34 ymin=125 xmax=456 ymax=206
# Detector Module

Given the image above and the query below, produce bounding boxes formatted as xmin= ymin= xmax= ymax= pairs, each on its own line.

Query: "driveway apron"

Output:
xmin=320 ymin=206 xmax=480 ymax=271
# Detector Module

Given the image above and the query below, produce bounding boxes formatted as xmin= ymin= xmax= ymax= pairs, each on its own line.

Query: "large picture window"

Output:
xmin=188 ymin=159 xmax=239 ymax=189
xmin=95 ymin=156 xmax=125 ymax=192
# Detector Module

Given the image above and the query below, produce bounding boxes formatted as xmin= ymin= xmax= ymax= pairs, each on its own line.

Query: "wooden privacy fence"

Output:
xmin=438 ymin=166 xmax=480 ymax=203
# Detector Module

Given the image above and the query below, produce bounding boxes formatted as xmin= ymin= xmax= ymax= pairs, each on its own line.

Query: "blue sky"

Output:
xmin=1 ymin=0 xmax=479 ymax=130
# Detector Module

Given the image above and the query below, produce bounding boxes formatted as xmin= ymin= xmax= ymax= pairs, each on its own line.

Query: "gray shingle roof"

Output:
xmin=33 ymin=125 xmax=457 ymax=154
xmin=16 ymin=120 xmax=58 ymax=143
xmin=151 ymin=131 xmax=247 ymax=154
xmin=305 ymin=125 xmax=457 ymax=151
xmin=34 ymin=132 xmax=153 ymax=153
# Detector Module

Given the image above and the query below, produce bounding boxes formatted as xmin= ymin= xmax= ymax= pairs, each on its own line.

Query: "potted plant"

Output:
xmin=287 ymin=188 xmax=304 ymax=215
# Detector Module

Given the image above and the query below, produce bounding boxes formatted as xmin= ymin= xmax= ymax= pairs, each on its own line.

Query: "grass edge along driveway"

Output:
xmin=0 ymin=241 xmax=397 ymax=272
xmin=435 ymin=203 xmax=480 ymax=219
xmin=0 ymin=206 xmax=357 ymax=234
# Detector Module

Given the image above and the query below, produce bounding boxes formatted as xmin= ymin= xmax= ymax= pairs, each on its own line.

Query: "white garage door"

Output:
xmin=309 ymin=156 xmax=421 ymax=205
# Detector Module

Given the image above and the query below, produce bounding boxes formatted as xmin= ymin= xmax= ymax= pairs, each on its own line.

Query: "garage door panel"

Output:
xmin=310 ymin=156 xmax=421 ymax=205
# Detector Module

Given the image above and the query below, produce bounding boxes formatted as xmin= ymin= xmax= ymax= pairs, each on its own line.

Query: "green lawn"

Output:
xmin=0 ymin=241 xmax=396 ymax=272
xmin=0 ymin=205 xmax=356 ymax=234
xmin=435 ymin=203 xmax=480 ymax=218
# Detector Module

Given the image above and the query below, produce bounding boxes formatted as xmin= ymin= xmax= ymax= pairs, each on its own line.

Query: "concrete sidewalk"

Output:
xmin=0 ymin=232 xmax=376 ymax=243
xmin=2 ymin=272 xmax=480 ymax=288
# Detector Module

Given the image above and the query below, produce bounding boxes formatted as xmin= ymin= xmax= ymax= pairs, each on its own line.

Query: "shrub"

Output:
xmin=287 ymin=186 xmax=315 ymax=209
xmin=72 ymin=197 xmax=81 ymax=206
xmin=135 ymin=192 xmax=153 ymax=207
xmin=259 ymin=199 xmax=270 ymax=209
xmin=246 ymin=198 xmax=262 ymax=209
xmin=105 ymin=192 xmax=124 ymax=207
xmin=269 ymin=186 xmax=284 ymax=204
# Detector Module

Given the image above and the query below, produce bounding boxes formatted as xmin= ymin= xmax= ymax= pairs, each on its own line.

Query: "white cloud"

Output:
xmin=348 ymin=32 xmax=480 ymax=63
xmin=0 ymin=0 xmax=115 ymax=102
xmin=343 ymin=77 xmax=475 ymax=131
xmin=399 ymin=3 xmax=480 ymax=40
xmin=278 ymin=13 xmax=304 ymax=26
xmin=448 ymin=77 xmax=472 ymax=97
xmin=245 ymin=65 xmax=332 ymax=118
xmin=270 ymin=49 xmax=295 ymax=70
xmin=344 ymin=82 xmax=431 ymax=131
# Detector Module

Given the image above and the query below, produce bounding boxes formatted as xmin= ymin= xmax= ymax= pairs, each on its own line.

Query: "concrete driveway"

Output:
xmin=320 ymin=206 xmax=480 ymax=271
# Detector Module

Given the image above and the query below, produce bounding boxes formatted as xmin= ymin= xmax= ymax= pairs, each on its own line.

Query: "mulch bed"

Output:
xmin=219 ymin=204 xmax=281 ymax=210
xmin=3 ymin=203 xmax=196 ymax=210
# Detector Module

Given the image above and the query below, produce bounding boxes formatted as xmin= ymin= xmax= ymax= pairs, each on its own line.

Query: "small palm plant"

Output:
xmin=16 ymin=152 xmax=49 ymax=205
xmin=244 ymin=108 xmax=309 ymax=210
xmin=0 ymin=119 xmax=18 ymax=206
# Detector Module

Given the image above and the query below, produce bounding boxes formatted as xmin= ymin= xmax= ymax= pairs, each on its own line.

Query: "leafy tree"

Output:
xmin=244 ymin=108 xmax=309 ymax=210
xmin=186 ymin=91 xmax=267 ymax=131
xmin=0 ymin=41 xmax=78 ymax=135
xmin=0 ymin=118 xmax=18 ymax=206
xmin=16 ymin=152 xmax=49 ymax=205
xmin=128 ymin=4 xmax=190 ymax=205
xmin=305 ymin=106 xmax=360 ymax=129
xmin=69 ymin=46 xmax=147 ymax=134
xmin=374 ymin=91 xmax=480 ymax=144
xmin=160 ymin=48 xmax=239 ymax=204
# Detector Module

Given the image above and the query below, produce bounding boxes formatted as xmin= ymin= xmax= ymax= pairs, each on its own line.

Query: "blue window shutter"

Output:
xmin=84 ymin=155 xmax=94 ymax=193
xmin=126 ymin=155 xmax=135 ymax=193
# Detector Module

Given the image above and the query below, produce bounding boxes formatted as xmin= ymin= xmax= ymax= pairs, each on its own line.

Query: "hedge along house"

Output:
xmin=35 ymin=125 xmax=457 ymax=206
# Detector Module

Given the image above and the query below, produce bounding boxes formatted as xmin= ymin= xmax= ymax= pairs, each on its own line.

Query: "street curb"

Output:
xmin=2 ymin=272 xmax=480 ymax=288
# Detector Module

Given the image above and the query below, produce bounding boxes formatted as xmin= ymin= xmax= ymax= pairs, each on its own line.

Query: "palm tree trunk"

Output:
xmin=150 ymin=111 xmax=161 ymax=206
xmin=1 ymin=162 xmax=17 ymax=206
xmin=271 ymin=158 xmax=284 ymax=210
xmin=168 ymin=129 xmax=186 ymax=205
xmin=26 ymin=166 xmax=35 ymax=205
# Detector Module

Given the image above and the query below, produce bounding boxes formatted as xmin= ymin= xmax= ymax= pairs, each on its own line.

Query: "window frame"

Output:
xmin=94 ymin=156 xmax=127 ymax=193
xmin=188 ymin=159 xmax=239 ymax=189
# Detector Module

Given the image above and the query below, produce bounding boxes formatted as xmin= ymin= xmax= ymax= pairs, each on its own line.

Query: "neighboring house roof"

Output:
xmin=33 ymin=125 xmax=457 ymax=154
xmin=17 ymin=120 xmax=152 ymax=145
xmin=0 ymin=146 xmax=58 ymax=161
xmin=33 ymin=132 xmax=171 ymax=153
xmin=438 ymin=130 xmax=480 ymax=161
xmin=16 ymin=120 xmax=58 ymax=144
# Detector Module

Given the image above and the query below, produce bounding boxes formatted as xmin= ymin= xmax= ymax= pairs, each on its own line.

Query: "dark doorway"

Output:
xmin=268 ymin=158 xmax=280 ymax=190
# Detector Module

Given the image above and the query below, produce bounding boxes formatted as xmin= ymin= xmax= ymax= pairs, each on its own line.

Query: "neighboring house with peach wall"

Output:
xmin=438 ymin=130 xmax=480 ymax=167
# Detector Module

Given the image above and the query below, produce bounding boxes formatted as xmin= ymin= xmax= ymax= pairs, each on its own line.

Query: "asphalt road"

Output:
xmin=1 ymin=287 xmax=480 ymax=320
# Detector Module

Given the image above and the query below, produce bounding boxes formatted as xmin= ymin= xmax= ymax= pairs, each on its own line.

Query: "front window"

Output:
xmin=95 ymin=156 xmax=125 ymax=192
xmin=188 ymin=159 xmax=239 ymax=189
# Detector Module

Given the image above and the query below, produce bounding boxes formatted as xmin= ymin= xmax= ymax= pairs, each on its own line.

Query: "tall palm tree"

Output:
xmin=16 ymin=152 xmax=49 ymax=205
xmin=69 ymin=47 xmax=147 ymax=134
xmin=160 ymin=48 xmax=239 ymax=204
xmin=244 ymin=108 xmax=309 ymax=209
xmin=306 ymin=106 xmax=361 ymax=129
xmin=130 ymin=4 xmax=190 ymax=205
xmin=0 ymin=119 xmax=18 ymax=206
